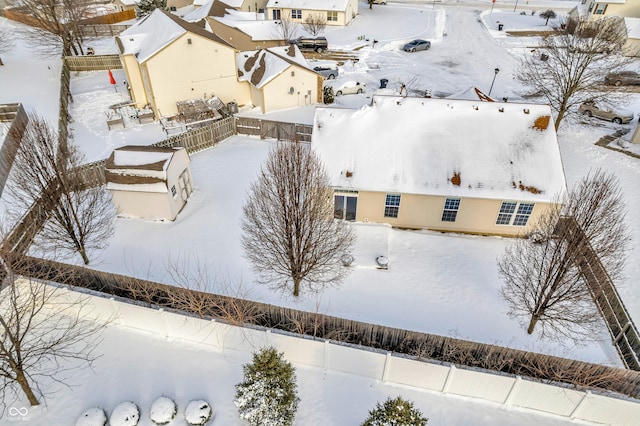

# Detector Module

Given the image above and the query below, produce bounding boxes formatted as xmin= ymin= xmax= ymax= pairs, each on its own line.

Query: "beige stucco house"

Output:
xmin=112 ymin=0 xmax=138 ymax=12
xmin=311 ymin=96 xmax=567 ymax=237
xmin=237 ymin=45 xmax=322 ymax=112
xmin=575 ymin=0 xmax=640 ymax=19
xmin=105 ymin=145 xmax=194 ymax=221
xmin=266 ymin=0 xmax=358 ymax=26
xmin=623 ymin=17 xmax=640 ymax=56
xmin=207 ymin=14 xmax=287 ymax=50
xmin=116 ymin=9 xmax=251 ymax=118
xmin=194 ymin=0 xmax=266 ymax=13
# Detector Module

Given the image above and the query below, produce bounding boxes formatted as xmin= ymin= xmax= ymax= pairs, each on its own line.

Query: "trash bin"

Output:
xmin=540 ymin=53 xmax=549 ymax=61
xmin=380 ymin=78 xmax=389 ymax=89
xmin=226 ymin=101 xmax=238 ymax=114
xmin=498 ymin=23 xmax=504 ymax=31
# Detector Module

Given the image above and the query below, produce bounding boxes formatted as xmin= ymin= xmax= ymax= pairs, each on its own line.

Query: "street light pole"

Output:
xmin=488 ymin=67 xmax=500 ymax=96
xmin=513 ymin=0 xmax=519 ymax=13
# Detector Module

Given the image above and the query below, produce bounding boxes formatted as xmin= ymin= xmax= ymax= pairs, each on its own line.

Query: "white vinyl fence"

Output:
xmin=57 ymin=286 xmax=640 ymax=426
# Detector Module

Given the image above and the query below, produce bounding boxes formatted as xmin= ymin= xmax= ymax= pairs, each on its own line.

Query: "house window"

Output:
xmin=513 ymin=203 xmax=535 ymax=226
xmin=496 ymin=202 xmax=517 ymax=225
xmin=384 ymin=194 xmax=401 ymax=218
xmin=335 ymin=193 xmax=358 ymax=221
xmin=291 ymin=71 xmax=295 ymax=77
xmin=495 ymin=201 xmax=535 ymax=226
xmin=171 ymin=185 xmax=177 ymax=198
xmin=291 ymin=9 xmax=302 ymax=19
xmin=441 ymin=198 xmax=460 ymax=222
xmin=594 ymin=3 xmax=606 ymax=14
xmin=272 ymin=9 xmax=281 ymax=20
xmin=327 ymin=11 xmax=338 ymax=22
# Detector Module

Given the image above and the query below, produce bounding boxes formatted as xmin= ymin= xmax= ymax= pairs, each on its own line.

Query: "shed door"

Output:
xmin=178 ymin=169 xmax=193 ymax=203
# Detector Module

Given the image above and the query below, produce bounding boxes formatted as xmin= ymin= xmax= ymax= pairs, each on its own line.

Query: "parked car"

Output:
xmin=402 ymin=39 xmax=431 ymax=52
xmin=289 ymin=37 xmax=328 ymax=53
xmin=604 ymin=71 xmax=640 ymax=86
xmin=372 ymin=0 xmax=387 ymax=4
xmin=578 ymin=100 xmax=634 ymax=124
xmin=329 ymin=81 xmax=366 ymax=96
xmin=313 ymin=66 xmax=338 ymax=79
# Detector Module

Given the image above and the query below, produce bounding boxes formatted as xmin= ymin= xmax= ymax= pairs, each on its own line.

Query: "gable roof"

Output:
xmin=236 ymin=45 xmax=311 ymax=88
xmin=311 ymin=96 xmax=566 ymax=202
xmin=184 ymin=0 xmax=235 ymax=20
xmin=105 ymin=146 xmax=187 ymax=193
xmin=118 ymin=9 xmax=232 ymax=63
xmin=447 ymin=86 xmax=496 ymax=102
xmin=211 ymin=14 xmax=286 ymax=41
xmin=266 ymin=0 xmax=350 ymax=12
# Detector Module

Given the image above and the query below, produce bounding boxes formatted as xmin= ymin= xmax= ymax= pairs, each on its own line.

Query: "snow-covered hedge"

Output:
xmin=109 ymin=402 xmax=140 ymax=426
xmin=150 ymin=396 xmax=177 ymax=425
xmin=185 ymin=400 xmax=213 ymax=425
xmin=75 ymin=407 xmax=107 ymax=426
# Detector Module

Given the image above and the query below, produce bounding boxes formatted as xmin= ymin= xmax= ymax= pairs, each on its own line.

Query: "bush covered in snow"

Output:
xmin=109 ymin=402 xmax=139 ymax=426
xmin=234 ymin=346 xmax=299 ymax=426
xmin=149 ymin=396 xmax=177 ymax=425
xmin=361 ymin=396 xmax=428 ymax=426
xmin=184 ymin=400 xmax=213 ymax=425
xmin=75 ymin=407 xmax=107 ymax=426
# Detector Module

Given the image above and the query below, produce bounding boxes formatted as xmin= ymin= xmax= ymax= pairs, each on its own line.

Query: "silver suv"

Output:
xmin=579 ymin=100 xmax=634 ymax=124
xmin=313 ymin=66 xmax=338 ymax=79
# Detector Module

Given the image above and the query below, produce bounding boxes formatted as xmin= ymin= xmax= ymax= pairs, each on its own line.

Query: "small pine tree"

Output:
xmin=362 ymin=396 xmax=428 ymax=426
xmin=234 ymin=347 xmax=299 ymax=426
xmin=323 ymin=86 xmax=335 ymax=104
xmin=136 ymin=0 xmax=167 ymax=18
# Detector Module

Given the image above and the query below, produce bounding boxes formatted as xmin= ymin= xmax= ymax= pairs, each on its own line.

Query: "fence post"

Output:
xmin=159 ymin=308 xmax=172 ymax=340
xmin=109 ymin=297 xmax=123 ymax=326
xmin=503 ymin=376 xmax=521 ymax=405
xmin=569 ymin=391 xmax=590 ymax=420
xmin=381 ymin=352 xmax=392 ymax=382
xmin=324 ymin=340 xmax=330 ymax=370
xmin=442 ymin=365 xmax=456 ymax=393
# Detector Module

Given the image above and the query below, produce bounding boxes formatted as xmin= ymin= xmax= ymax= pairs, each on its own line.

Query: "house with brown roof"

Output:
xmin=236 ymin=45 xmax=322 ymax=112
xmin=311 ymin=96 xmax=567 ymax=237
xmin=105 ymin=146 xmax=194 ymax=221
xmin=116 ymin=9 xmax=251 ymax=118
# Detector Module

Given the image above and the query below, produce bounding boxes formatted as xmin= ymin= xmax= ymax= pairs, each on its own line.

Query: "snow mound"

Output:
xmin=109 ymin=402 xmax=139 ymax=426
xmin=150 ymin=396 xmax=177 ymax=425
xmin=75 ymin=407 xmax=107 ymax=426
xmin=185 ymin=400 xmax=213 ymax=425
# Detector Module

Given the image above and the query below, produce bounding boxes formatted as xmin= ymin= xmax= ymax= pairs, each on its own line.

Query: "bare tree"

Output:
xmin=10 ymin=0 xmax=93 ymax=56
xmin=5 ymin=113 xmax=115 ymax=264
xmin=272 ymin=13 xmax=299 ymax=44
xmin=302 ymin=13 xmax=326 ymax=37
xmin=0 ymin=21 xmax=13 ymax=65
xmin=241 ymin=142 xmax=355 ymax=297
xmin=0 ymin=252 xmax=105 ymax=408
xmin=517 ymin=16 xmax=630 ymax=130
xmin=498 ymin=170 xmax=629 ymax=342
xmin=539 ymin=10 xmax=556 ymax=26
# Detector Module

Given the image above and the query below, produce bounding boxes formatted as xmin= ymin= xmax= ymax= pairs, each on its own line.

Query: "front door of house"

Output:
xmin=334 ymin=195 xmax=357 ymax=221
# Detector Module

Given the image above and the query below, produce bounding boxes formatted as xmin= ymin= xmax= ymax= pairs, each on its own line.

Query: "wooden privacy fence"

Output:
xmin=78 ymin=24 xmax=130 ymax=37
xmin=236 ymin=116 xmax=313 ymax=142
xmin=64 ymin=55 xmax=123 ymax=72
xmin=0 ymin=103 xmax=27 ymax=197
xmin=7 ymin=253 xmax=640 ymax=400
xmin=558 ymin=216 xmax=640 ymax=370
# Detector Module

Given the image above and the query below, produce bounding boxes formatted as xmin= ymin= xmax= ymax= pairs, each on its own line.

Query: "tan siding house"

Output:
xmin=116 ymin=9 xmax=251 ymax=118
xmin=106 ymin=146 xmax=194 ymax=221
xmin=312 ymin=96 xmax=567 ymax=237
xmin=266 ymin=0 xmax=358 ymax=26
xmin=207 ymin=15 xmax=285 ymax=50
xmin=579 ymin=0 xmax=640 ymax=18
xmin=237 ymin=45 xmax=322 ymax=112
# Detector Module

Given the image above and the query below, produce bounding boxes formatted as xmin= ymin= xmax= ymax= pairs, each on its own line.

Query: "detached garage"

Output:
xmin=105 ymin=145 xmax=194 ymax=221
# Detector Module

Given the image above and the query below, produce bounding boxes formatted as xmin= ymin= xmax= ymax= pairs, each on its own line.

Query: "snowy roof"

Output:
xmin=625 ymin=17 xmax=640 ymax=39
xmin=117 ymin=0 xmax=140 ymax=6
xmin=105 ymin=146 xmax=187 ymax=193
xmin=183 ymin=0 xmax=216 ymax=21
xmin=213 ymin=15 xmax=285 ymax=41
xmin=236 ymin=45 xmax=311 ymax=88
xmin=312 ymin=96 xmax=566 ymax=202
xmin=266 ymin=0 xmax=350 ymax=12
xmin=118 ymin=9 xmax=231 ymax=63
xmin=447 ymin=86 xmax=495 ymax=102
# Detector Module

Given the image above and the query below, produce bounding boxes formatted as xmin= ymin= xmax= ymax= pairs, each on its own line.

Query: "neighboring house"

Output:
xmin=237 ymin=45 xmax=322 ymax=112
xmin=311 ymin=96 xmax=567 ymax=237
xmin=116 ymin=9 xmax=251 ymax=118
xmin=207 ymin=12 xmax=287 ymax=50
xmin=112 ymin=0 xmax=139 ymax=12
xmin=194 ymin=0 xmax=267 ymax=13
xmin=574 ymin=0 xmax=640 ymax=19
xmin=266 ymin=0 xmax=358 ymax=26
xmin=105 ymin=146 xmax=194 ymax=221
xmin=623 ymin=17 xmax=640 ymax=56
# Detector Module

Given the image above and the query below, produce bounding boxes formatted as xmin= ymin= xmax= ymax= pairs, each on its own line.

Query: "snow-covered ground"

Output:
xmin=2 ymin=1 xmax=640 ymax=424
